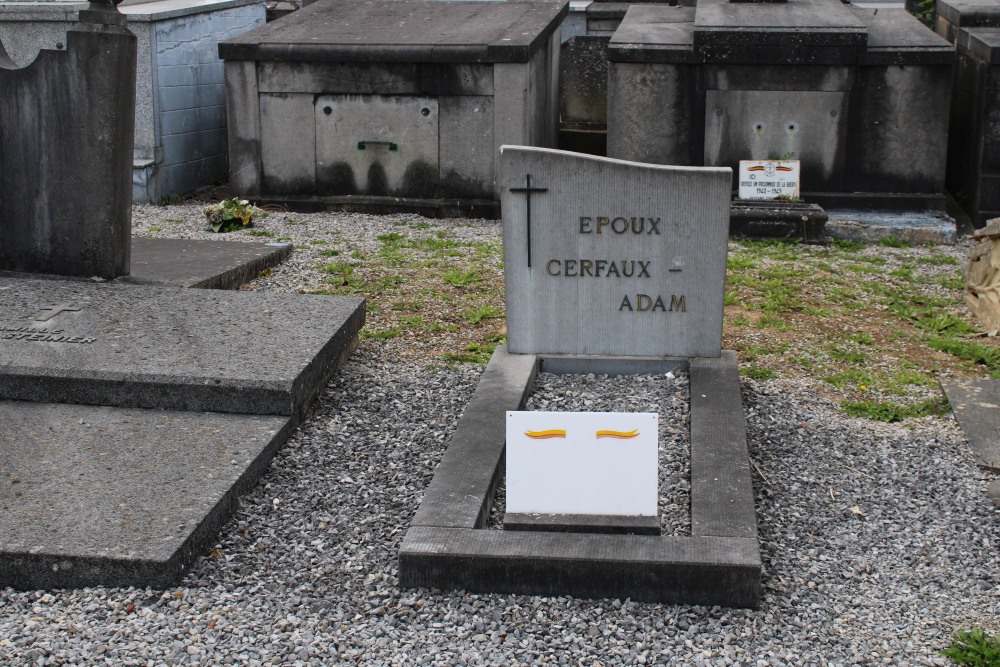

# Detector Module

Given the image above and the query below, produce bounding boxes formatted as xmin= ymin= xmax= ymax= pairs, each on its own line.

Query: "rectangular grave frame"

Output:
xmin=399 ymin=346 xmax=761 ymax=608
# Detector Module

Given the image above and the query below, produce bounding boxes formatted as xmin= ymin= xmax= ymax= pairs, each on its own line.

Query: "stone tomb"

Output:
xmin=0 ymin=278 xmax=364 ymax=588
xmin=218 ymin=0 xmax=565 ymax=213
xmin=400 ymin=148 xmax=761 ymax=606
xmin=606 ymin=0 xmax=954 ymax=211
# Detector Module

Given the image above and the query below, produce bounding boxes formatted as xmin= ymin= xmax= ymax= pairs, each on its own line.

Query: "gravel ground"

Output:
xmin=0 ymin=205 xmax=997 ymax=666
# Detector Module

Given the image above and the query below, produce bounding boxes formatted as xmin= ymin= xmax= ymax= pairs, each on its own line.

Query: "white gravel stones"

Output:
xmin=0 ymin=205 xmax=997 ymax=665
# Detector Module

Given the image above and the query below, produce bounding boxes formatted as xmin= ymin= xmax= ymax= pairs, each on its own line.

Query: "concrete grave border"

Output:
xmin=399 ymin=346 xmax=761 ymax=607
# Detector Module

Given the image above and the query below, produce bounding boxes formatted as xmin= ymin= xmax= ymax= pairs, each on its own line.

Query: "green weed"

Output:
xmin=921 ymin=253 xmax=960 ymax=266
xmin=941 ymin=628 xmax=1000 ymax=667
xmin=743 ymin=367 xmax=778 ymax=380
xmin=833 ymin=238 xmax=865 ymax=252
xmin=461 ymin=304 xmax=503 ymax=324
xmin=928 ymin=337 xmax=1000 ymax=372
xmin=361 ymin=327 xmax=403 ymax=340
xmin=841 ymin=396 xmax=950 ymax=422
xmin=443 ymin=269 xmax=481 ymax=286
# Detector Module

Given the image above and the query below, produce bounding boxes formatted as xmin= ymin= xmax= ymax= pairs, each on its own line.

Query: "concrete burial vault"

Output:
xmin=0 ymin=277 xmax=364 ymax=589
xmin=218 ymin=0 xmax=565 ymax=215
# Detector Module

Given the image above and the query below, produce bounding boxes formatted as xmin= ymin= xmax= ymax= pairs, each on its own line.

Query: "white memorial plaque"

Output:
xmin=506 ymin=411 xmax=658 ymax=517
xmin=738 ymin=160 xmax=800 ymax=200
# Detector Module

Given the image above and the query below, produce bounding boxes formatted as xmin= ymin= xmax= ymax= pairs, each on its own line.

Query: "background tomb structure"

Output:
xmin=218 ymin=0 xmax=565 ymax=216
xmin=936 ymin=0 xmax=1000 ymax=226
xmin=400 ymin=147 xmax=762 ymax=607
xmin=605 ymin=0 xmax=954 ymax=212
xmin=0 ymin=0 xmax=265 ymax=203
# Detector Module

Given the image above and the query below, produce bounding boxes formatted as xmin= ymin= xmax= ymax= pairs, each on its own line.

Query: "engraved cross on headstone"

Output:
xmin=36 ymin=303 xmax=81 ymax=321
xmin=509 ymin=174 xmax=548 ymax=268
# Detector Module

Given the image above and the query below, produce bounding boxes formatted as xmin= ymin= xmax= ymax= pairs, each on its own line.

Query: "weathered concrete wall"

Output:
xmin=138 ymin=2 xmax=265 ymax=202
xmin=0 ymin=21 xmax=135 ymax=278
xmin=607 ymin=62 xmax=701 ymax=166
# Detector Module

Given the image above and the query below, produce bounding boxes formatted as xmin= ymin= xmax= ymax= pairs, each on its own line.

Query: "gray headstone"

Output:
xmin=0 ymin=8 xmax=136 ymax=278
xmin=500 ymin=146 xmax=731 ymax=358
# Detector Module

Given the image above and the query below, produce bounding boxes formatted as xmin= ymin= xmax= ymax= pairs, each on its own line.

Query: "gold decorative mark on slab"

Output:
xmin=524 ymin=429 xmax=567 ymax=439
xmin=596 ymin=429 xmax=639 ymax=439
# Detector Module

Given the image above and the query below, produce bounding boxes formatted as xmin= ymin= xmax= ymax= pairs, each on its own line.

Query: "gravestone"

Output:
xmin=0 ymin=3 xmax=135 ymax=278
xmin=731 ymin=159 xmax=828 ymax=242
xmin=400 ymin=148 xmax=761 ymax=607
xmin=501 ymin=146 xmax=731 ymax=358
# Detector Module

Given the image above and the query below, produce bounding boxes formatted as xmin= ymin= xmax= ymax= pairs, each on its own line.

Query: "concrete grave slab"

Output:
xmin=501 ymin=146 xmax=731 ymax=358
xmin=399 ymin=347 xmax=761 ymax=607
xmin=0 ymin=400 xmax=292 ymax=589
xmin=942 ymin=377 xmax=1000 ymax=472
xmin=0 ymin=277 xmax=364 ymax=418
xmin=125 ymin=237 xmax=292 ymax=289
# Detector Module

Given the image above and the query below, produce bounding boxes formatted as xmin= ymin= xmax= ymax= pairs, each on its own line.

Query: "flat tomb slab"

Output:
xmin=942 ymin=378 xmax=1000 ymax=472
xmin=0 ymin=400 xmax=292 ymax=589
xmin=0 ymin=277 xmax=364 ymax=416
xmin=125 ymin=237 xmax=292 ymax=290
xmin=219 ymin=0 xmax=567 ymax=63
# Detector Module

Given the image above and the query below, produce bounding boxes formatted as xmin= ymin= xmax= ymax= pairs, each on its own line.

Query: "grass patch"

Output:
xmin=742 ymin=367 xmax=778 ymax=380
xmin=928 ymin=337 xmax=1000 ymax=373
xmin=822 ymin=369 xmax=874 ymax=389
xmin=245 ymin=229 xmax=275 ymax=237
xmin=841 ymin=396 xmax=950 ymax=422
xmin=318 ymin=249 xmax=340 ymax=257
xmin=461 ymin=304 xmax=503 ymax=324
xmin=443 ymin=269 xmax=481 ymax=286
xmin=826 ymin=346 xmax=867 ymax=365
xmin=832 ymin=238 xmax=865 ymax=252
xmin=756 ymin=314 xmax=793 ymax=330
xmin=921 ymin=253 xmax=960 ymax=266
xmin=377 ymin=232 xmax=407 ymax=244
xmin=442 ymin=334 xmax=506 ymax=365
xmin=319 ymin=260 xmax=362 ymax=288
